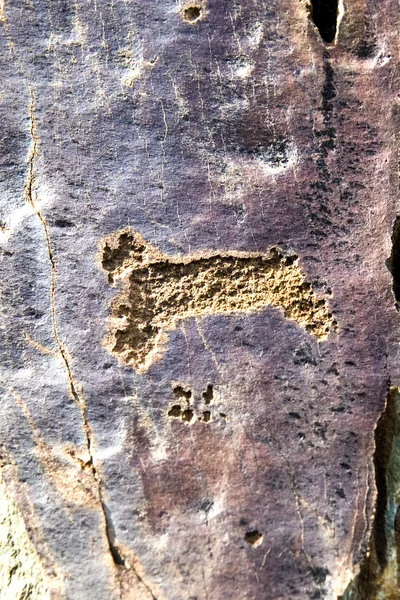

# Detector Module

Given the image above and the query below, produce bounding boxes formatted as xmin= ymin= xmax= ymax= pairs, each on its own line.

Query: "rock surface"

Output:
xmin=0 ymin=0 xmax=400 ymax=598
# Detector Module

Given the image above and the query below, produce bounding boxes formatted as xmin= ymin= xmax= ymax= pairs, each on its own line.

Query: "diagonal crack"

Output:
xmin=24 ymin=89 xmax=158 ymax=600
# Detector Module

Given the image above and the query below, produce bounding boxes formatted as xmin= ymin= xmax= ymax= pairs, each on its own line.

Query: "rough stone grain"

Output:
xmin=0 ymin=0 xmax=400 ymax=598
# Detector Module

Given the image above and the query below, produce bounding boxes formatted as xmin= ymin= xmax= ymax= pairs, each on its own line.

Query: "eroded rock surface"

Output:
xmin=0 ymin=0 xmax=400 ymax=598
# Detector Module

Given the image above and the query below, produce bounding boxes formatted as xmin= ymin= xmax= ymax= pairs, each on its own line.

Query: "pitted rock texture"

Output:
xmin=0 ymin=0 xmax=400 ymax=599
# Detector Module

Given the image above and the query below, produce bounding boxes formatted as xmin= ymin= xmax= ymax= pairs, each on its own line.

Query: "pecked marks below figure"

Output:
xmin=99 ymin=229 xmax=337 ymax=373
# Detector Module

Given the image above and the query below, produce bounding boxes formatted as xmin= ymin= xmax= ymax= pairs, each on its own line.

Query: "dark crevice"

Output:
xmin=309 ymin=0 xmax=339 ymax=44
xmin=372 ymin=390 xmax=396 ymax=571
xmin=321 ymin=59 xmax=336 ymax=118
xmin=102 ymin=505 xmax=126 ymax=566
xmin=65 ymin=373 xmax=131 ymax=575
xmin=28 ymin=92 xmax=156 ymax=600
xmin=102 ymin=499 xmax=159 ymax=599
xmin=395 ymin=505 xmax=400 ymax=581
xmin=386 ymin=216 xmax=400 ymax=307
xmin=109 ymin=544 xmax=125 ymax=566
xmin=340 ymin=388 xmax=400 ymax=599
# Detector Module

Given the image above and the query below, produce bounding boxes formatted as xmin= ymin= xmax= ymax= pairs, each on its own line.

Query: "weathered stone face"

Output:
xmin=0 ymin=0 xmax=399 ymax=598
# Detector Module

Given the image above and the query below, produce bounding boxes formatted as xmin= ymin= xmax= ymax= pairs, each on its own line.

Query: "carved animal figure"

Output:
xmin=100 ymin=229 xmax=336 ymax=372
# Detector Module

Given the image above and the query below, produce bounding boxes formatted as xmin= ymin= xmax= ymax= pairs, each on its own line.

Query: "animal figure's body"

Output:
xmin=100 ymin=229 xmax=336 ymax=372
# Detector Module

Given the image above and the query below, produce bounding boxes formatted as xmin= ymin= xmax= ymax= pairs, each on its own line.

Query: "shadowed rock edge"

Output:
xmin=341 ymin=388 xmax=400 ymax=600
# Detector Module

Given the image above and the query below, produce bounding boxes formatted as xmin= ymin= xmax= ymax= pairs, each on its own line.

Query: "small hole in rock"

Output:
xmin=202 ymin=411 xmax=211 ymax=422
xmin=184 ymin=6 xmax=202 ymax=23
xmin=173 ymin=385 xmax=192 ymax=402
xmin=202 ymin=384 xmax=214 ymax=405
xmin=289 ymin=412 xmax=301 ymax=419
xmin=309 ymin=0 xmax=339 ymax=44
xmin=199 ymin=499 xmax=213 ymax=512
xmin=54 ymin=218 xmax=74 ymax=228
xmin=168 ymin=405 xmax=182 ymax=418
xmin=181 ymin=408 xmax=194 ymax=422
xmin=245 ymin=530 xmax=263 ymax=547
xmin=219 ymin=413 xmax=227 ymax=421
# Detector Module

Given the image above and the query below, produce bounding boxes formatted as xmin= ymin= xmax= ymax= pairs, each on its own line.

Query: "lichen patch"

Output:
xmin=100 ymin=228 xmax=337 ymax=372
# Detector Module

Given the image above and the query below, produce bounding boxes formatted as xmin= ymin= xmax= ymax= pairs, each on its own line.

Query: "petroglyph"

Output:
xmin=100 ymin=228 xmax=336 ymax=372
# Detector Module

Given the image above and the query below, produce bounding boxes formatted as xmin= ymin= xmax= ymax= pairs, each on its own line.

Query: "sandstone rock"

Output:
xmin=0 ymin=0 xmax=399 ymax=598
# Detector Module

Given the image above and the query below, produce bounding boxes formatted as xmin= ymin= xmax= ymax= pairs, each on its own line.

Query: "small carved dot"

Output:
xmin=168 ymin=405 xmax=182 ymax=418
xmin=202 ymin=384 xmax=213 ymax=405
xmin=184 ymin=6 xmax=202 ymax=23
xmin=173 ymin=385 xmax=192 ymax=402
xmin=181 ymin=408 xmax=195 ymax=422
xmin=245 ymin=530 xmax=263 ymax=547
